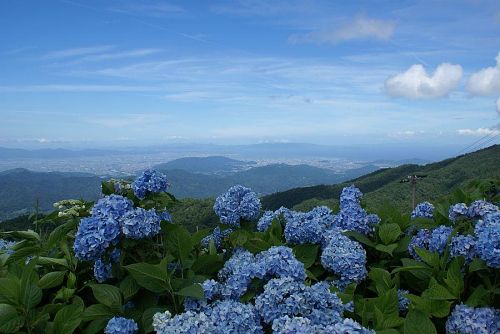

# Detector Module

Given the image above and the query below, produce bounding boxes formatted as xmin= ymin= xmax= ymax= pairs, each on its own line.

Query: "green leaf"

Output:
xmin=423 ymin=278 xmax=456 ymax=300
xmin=20 ymin=283 xmax=42 ymax=309
xmin=404 ymin=310 xmax=437 ymax=334
xmin=444 ymin=259 xmax=464 ymax=297
xmin=38 ymin=271 xmax=66 ymax=289
xmin=375 ymin=243 xmax=398 ymax=256
xmin=47 ymin=222 xmax=76 ymax=248
xmin=119 ymin=275 xmax=140 ymax=301
xmin=125 ymin=263 xmax=169 ymax=293
xmin=88 ymin=284 xmax=122 ymax=309
xmin=292 ymin=244 xmax=319 ymax=269
xmin=1 ymin=230 xmax=40 ymax=241
xmin=52 ymin=304 xmax=83 ymax=334
xmin=0 ymin=304 xmax=23 ymax=333
xmin=142 ymin=307 xmax=167 ymax=333
xmin=0 ymin=278 xmax=20 ymax=305
xmin=378 ymin=223 xmax=401 ymax=245
xmin=164 ymin=224 xmax=194 ymax=268
xmin=82 ymin=304 xmax=114 ymax=321
xmin=83 ymin=319 xmax=108 ymax=334
xmin=174 ymin=283 xmax=204 ymax=299
xmin=368 ymin=268 xmax=393 ymax=294
xmin=466 ymin=285 xmax=490 ymax=307
xmin=468 ymin=258 xmax=487 ymax=272
xmin=429 ymin=300 xmax=452 ymax=318
xmin=191 ymin=254 xmax=224 ymax=275
xmin=414 ymin=248 xmax=440 ymax=268
xmin=344 ymin=231 xmax=376 ymax=247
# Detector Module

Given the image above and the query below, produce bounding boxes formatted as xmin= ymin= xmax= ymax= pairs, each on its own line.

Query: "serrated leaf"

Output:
xmin=125 ymin=263 xmax=169 ymax=293
xmin=423 ymin=278 xmax=456 ymax=300
xmin=119 ymin=275 xmax=140 ymax=301
xmin=52 ymin=304 xmax=83 ymax=334
xmin=375 ymin=243 xmax=398 ymax=255
xmin=164 ymin=224 xmax=193 ymax=268
xmin=82 ymin=304 xmax=114 ymax=321
xmin=0 ymin=278 xmax=20 ymax=305
xmin=174 ymin=283 xmax=204 ymax=299
xmin=292 ymin=244 xmax=319 ymax=269
xmin=379 ymin=223 xmax=401 ymax=245
xmin=404 ymin=310 xmax=437 ymax=334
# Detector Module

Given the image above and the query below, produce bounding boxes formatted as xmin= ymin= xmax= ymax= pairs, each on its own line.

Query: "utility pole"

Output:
xmin=400 ymin=175 xmax=427 ymax=209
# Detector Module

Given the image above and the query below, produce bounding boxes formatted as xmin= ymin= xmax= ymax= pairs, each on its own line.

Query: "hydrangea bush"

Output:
xmin=0 ymin=173 xmax=498 ymax=334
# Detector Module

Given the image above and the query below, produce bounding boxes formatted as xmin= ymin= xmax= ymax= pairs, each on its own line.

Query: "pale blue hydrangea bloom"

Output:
xmin=104 ymin=317 xmax=138 ymax=334
xmin=397 ymin=289 xmax=410 ymax=312
xmin=446 ymin=304 xmax=500 ymax=334
xmin=255 ymin=277 xmax=343 ymax=325
xmin=428 ymin=225 xmax=453 ymax=254
xmin=257 ymin=210 xmax=279 ymax=232
xmin=467 ymin=200 xmax=498 ymax=219
xmin=153 ymin=310 xmax=214 ymax=333
xmin=200 ymin=227 xmax=233 ymax=249
xmin=411 ymin=201 xmax=434 ymax=220
xmin=132 ymin=169 xmax=169 ymax=200
xmin=0 ymin=239 xmax=16 ymax=254
xmin=213 ymin=185 xmax=261 ymax=227
xmin=284 ymin=210 xmax=324 ymax=245
xmin=449 ymin=234 xmax=476 ymax=262
xmin=271 ymin=316 xmax=375 ymax=334
xmin=449 ymin=203 xmax=469 ymax=223
xmin=334 ymin=186 xmax=380 ymax=235
xmin=321 ymin=232 xmax=367 ymax=288
xmin=184 ymin=279 xmax=222 ymax=312
xmin=91 ymin=194 xmax=134 ymax=221
xmin=93 ymin=258 xmax=112 ymax=283
xmin=121 ymin=207 xmax=161 ymax=239
xmin=474 ymin=212 xmax=500 ymax=268
xmin=408 ymin=229 xmax=431 ymax=260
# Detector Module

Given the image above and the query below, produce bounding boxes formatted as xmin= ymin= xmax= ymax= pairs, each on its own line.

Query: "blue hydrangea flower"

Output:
xmin=200 ymin=227 xmax=233 ymax=249
xmin=153 ymin=310 xmax=214 ymax=333
xmin=408 ymin=229 xmax=431 ymax=260
xmin=254 ymin=246 xmax=307 ymax=282
xmin=326 ymin=318 xmax=376 ymax=334
xmin=272 ymin=316 xmax=375 ymax=334
xmin=397 ymin=289 xmax=410 ymax=312
xmin=132 ymin=169 xmax=169 ymax=200
xmin=446 ymin=304 xmax=500 ymax=334
xmin=334 ymin=186 xmax=379 ymax=235
xmin=0 ymin=239 xmax=16 ymax=254
xmin=93 ymin=258 xmax=112 ymax=283
xmin=159 ymin=211 xmax=172 ymax=222
xmin=321 ymin=234 xmax=367 ymax=288
xmin=257 ymin=210 xmax=278 ymax=232
xmin=184 ymin=279 xmax=222 ymax=312
xmin=213 ymin=185 xmax=261 ymax=227
xmin=411 ymin=201 xmax=434 ymax=220
xmin=284 ymin=211 xmax=324 ymax=245
xmin=255 ymin=277 xmax=343 ymax=325
xmin=449 ymin=203 xmax=469 ymax=223
xmin=73 ymin=215 xmax=121 ymax=261
xmin=467 ymin=200 xmax=498 ymax=219
xmin=474 ymin=212 xmax=500 ymax=268
xmin=91 ymin=195 xmax=134 ymax=221
xmin=121 ymin=208 xmax=161 ymax=239
xmin=450 ymin=234 xmax=476 ymax=262
xmin=309 ymin=206 xmax=336 ymax=229
xmin=205 ymin=300 xmax=263 ymax=333
xmin=104 ymin=317 xmax=138 ymax=334
xmin=429 ymin=225 xmax=453 ymax=254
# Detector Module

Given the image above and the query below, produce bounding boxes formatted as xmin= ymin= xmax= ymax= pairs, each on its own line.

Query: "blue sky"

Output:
xmin=0 ymin=0 xmax=499 ymax=148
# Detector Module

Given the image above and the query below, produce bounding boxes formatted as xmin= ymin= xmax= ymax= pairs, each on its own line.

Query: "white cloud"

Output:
xmin=289 ymin=16 xmax=395 ymax=44
xmin=457 ymin=127 xmax=500 ymax=136
xmin=467 ymin=52 xmax=500 ymax=96
xmin=384 ymin=63 xmax=462 ymax=99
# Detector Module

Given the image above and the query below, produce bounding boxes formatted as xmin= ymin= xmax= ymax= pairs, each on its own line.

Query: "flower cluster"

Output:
xmin=449 ymin=203 xmax=469 ymax=223
xmin=0 ymin=239 xmax=15 ymax=254
xmin=321 ymin=230 xmax=367 ymax=288
xmin=200 ymin=227 xmax=233 ymax=249
xmin=428 ymin=225 xmax=453 ymax=254
xmin=93 ymin=258 xmax=113 ymax=283
xmin=104 ymin=317 xmax=138 ymax=334
xmin=284 ymin=210 xmax=324 ymax=245
xmin=467 ymin=200 xmax=498 ymax=219
xmin=219 ymin=246 xmax=306 ymax=299
xmin=445 ymin=304 xmax=499 ymax=334
xmin=408 ymin=229 xmax=431 ymax=260
xmin=449 ymin=234 xmax=476 ymax=262
xmin=53 ymin=199 xmax=86 ymax=218
xmin=474 ymin=212 xmax=500 ymax=268
xmin=213 ymin=185 xmax=261 ymax=227
xmin=397 ymin=289 xmax=410 ymax=312
xmin=271 ymin=316 xmax=375 ymax=334
xmin=411 ymin=201 xmax=434 ymax=220
xmin=122 ymin=207 xmax=161 ymax=239
xmin=255 ymin=278 xmax=344 ymax=325
xmin=334 ymin=185 xmax=380 ymax=235
xmin=154 ymin=300 xmax=263 ymax=334
xmin=256 ymin=208 xmax=290 ymax=232
xmin=132 ymin=169 xmax=170 ymax=200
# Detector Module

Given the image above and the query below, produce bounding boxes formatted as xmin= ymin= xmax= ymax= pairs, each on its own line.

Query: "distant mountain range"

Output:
xmin=0 ymin=156 xmax=380 ymax=221
xmin=0 ymin=169 xmax=101 ymax=221
xmin=261 ymin=144 xmax=500 ymax=213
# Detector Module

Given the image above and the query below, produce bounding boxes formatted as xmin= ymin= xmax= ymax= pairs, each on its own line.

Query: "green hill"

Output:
xmin=154 ymin=156 xmax=256 ymax=175
xmin=261 ymin=144 xmax=500 ymax=212
xmin=0 ymin=168 xmax=101 ymax=221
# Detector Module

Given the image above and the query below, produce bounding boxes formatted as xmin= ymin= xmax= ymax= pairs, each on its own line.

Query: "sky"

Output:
xmin=0 ymin=0 xmax=500 ymax=149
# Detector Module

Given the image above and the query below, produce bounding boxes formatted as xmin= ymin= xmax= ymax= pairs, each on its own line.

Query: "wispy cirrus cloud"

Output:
xmin=0 ymin=84 xmax=164 ymax=93
xmin=42 ymin=45 xmax=114 ymax=59
xmin=289 ymin=16 xmax=395 ymax=44
xmin=457 ymin=127 xmax=500 ymax=136
xmin=110 ymin=2 xmax=185 ymax=17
